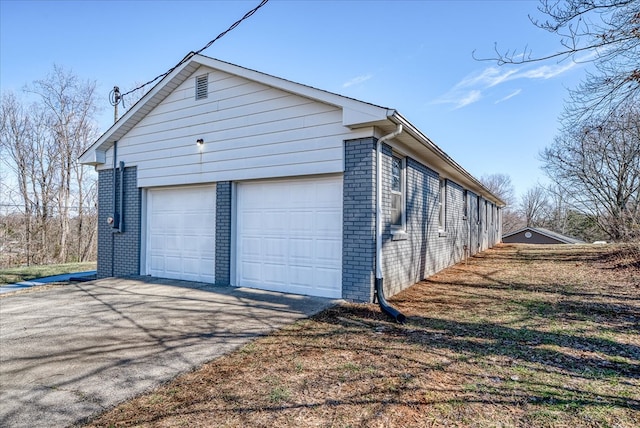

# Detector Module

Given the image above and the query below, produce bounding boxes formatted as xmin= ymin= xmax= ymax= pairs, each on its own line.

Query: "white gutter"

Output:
xmin=376 ymin=124 xmax=403 ymax=279
xmin=389 ymin=112 xmax=506 ymax=208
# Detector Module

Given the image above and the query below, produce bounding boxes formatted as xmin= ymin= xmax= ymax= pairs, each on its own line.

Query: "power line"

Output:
xmin=119 ymin=0 xmax=269 ymax=104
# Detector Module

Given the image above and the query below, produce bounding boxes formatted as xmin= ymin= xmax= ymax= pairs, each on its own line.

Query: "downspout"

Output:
xmin=118 ymin=160 xmax=125 ymax=233
xmin=111 ymin=141 xmax=117 ymax=276
xmin=375 ymin=124 xmax=406 ymax=324
xmin=113 ymin=141 xmax=117 ymax=230
xmin=466 ymin=194 xmax=471 ymax=263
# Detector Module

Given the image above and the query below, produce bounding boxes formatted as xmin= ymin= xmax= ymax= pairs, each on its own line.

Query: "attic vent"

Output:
xmin=195 ymin=74 xmax=208 ymax=100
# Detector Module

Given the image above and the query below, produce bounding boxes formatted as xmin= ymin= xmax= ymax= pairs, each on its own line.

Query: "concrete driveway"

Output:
xmin=0 ymin=277 xmax=335 ymax=427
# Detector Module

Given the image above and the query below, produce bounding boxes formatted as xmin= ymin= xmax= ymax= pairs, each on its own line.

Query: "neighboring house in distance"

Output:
xmin=503 ymin=227 xmax=585 ymax=245
xmin=79 ymin=54 xmax=504 ymax=302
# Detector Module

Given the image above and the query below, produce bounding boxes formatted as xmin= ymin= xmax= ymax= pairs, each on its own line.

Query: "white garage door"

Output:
xmin=146 ymin=185 xmax=216 ymax=283
xmin=237 ymin=176 xmax=342 ymax=298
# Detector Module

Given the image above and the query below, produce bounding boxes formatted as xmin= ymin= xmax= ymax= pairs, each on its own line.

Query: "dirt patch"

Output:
xmin=85 ymin=244 xmax=639 ymax=427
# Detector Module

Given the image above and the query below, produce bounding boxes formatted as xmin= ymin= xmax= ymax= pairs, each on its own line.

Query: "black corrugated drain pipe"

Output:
xmin=375 ymin=123 xmax=407 ymax=324
xmin=375 ymin=278 xmax=406 ymax=324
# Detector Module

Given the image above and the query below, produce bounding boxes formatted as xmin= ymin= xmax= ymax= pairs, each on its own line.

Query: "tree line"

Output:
xmin=481 ymin=0 xmax=639 ymax=242
xmin=2 ymin=1 xmax=638 ymax=269
xmin=0 ymin=66 xmax=100 ymax=267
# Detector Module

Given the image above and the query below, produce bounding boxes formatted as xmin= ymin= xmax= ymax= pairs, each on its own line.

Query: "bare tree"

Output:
xmin=519 ymin=185 xmax=550 ymax=227
xmin=1 ymin=66 xmax=99 ymax=267
xmin=480 ymin=173 xmax=515 ymax=205
xmin=0 ymin=93 xmax=35 ymax=264
xmin=544 ymin=183 xmax=571 ymax=234
xmin=26 ymin=65 xmax=99 ymax=262
xmin=541 ymin=102 xmax=640 ymax=240
xmin=479 ymin=0 xmax=640 ymax=121
xmin=479 ymin=173 xmax=523 ymax=233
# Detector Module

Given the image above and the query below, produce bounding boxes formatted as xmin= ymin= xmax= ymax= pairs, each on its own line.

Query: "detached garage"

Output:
xmin=80 ymin=54 xmax=504 ymax=303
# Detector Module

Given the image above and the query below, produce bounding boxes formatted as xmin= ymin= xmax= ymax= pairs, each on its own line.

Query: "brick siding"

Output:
xmin=215 ymin=181 xmax=232 ymax=285
xmin=342 ymin=138 xmax=377 ymax=302
xmin=97 ymin=166 xmax=140 ymax=278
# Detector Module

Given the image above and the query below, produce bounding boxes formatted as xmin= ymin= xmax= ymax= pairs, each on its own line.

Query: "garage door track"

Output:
xmin=0 ymin=277 xmax=335 ymax=427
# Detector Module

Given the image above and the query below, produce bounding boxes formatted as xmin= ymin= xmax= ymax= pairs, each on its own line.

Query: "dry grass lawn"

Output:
xmin=86 ymin=244 xmax=639 ymax=427
xmin=0 ymin=262 xmax=96 ymax=286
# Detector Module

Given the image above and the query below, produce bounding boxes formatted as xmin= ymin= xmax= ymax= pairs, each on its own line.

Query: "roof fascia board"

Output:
xmin=502 ymin=227 xmax=529 ymax=239
xmin=534 ymin=228 xmax=576 ymax=243
xmin=79 ymin=56 xmax=200 ymax=165
xmin=79 ymin=54 xmax=393 ymax=165
xmin=193 ymin=55 xmax=393 ymax=127
xmin=502 ymin=227 xmax=576 ymax=243
xmin=388 ymin=112 xmax=506 ymax=207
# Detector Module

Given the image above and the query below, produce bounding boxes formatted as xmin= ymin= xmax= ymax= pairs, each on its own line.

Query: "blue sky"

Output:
xmin=0 ymin=0 xmax=590 ymax=200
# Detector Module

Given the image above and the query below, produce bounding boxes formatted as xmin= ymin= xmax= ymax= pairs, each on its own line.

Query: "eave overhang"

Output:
xmin=78 ymin=54 xmax=505 ymax=207
xmin=380 ymin=112 xmax=506 ymax=207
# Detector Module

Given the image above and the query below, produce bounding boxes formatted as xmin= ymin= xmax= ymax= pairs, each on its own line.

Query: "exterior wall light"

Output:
xmin=196 ymin=138 xmax=204 ymax=146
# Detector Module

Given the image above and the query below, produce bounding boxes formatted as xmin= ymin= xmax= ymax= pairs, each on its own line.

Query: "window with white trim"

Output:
xmin=485 ymin=201 xmax=489 ymax=231
xmin=463 ymin=189 xmax=468 ymax=219
xmin=438 ymin=179 xmax=446 ymax=231
xmin=390 ymin=155 xmax=405 ymax=229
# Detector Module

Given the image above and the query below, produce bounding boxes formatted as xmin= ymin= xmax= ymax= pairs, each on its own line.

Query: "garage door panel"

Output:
xmin=237 ymin=176 xmax=342 ymax=299
xmin=316 ymin=240 xmax=341 ymax=263
xmin=241 ymin=261 xmax=262 ymax=282
xmin=150 ymin=256 xmax=165 ymax=271
xmin=146 ymin=185 xmax=215 ymax=283
xmin=241 ymin=211 xmax=263 ymax=232
xmin=316 ymin=210 xmax=341 ymax=233
xmin=289 ymin=239 xmax=313 ymax=261
xmin=289 ymin=265 xmax=314 ymax=285
xmin=316 ymin=181 xmax=342 ymax=204
xmin=314 ymin=267 xmax=340 ymax=287
xmin=263 ymin=263 xmax=287 ymax=284
xmin=182 ymin=258 xmax=201 ymax=275
xmin=263 ymin=238 xmax=287 ymax=258
xmin=165 ymin=257 xmax=182 ymax=273
xmin=263 ymin=212 xmax=287 ymax=233
xmin=290 ymin=211 xmax=313 ymax=233
xmin=241 ymin=237 xmax=261 ymax=257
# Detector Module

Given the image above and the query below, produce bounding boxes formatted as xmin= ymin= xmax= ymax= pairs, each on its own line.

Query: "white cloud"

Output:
xmin=434 ymin=89 xmax=482 ymax=109
xmin=518 ymin=61 xmax=576 ymax=79
xmin=454 ymin=90 xmax=482 ymax=108
xmin=435 ymin=59 xmax=579 ymax=109
xmin=495 ymin=89 xmax=522 ymax=104
xmin=454 ymin=67 xmax=518 ymax=89
xmin=342 ymin=74 xmax=373 ymax=88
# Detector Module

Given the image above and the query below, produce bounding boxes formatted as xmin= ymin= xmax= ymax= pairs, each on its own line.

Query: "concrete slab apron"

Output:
xmin=0 ymin=277 xmax=335 ymax=427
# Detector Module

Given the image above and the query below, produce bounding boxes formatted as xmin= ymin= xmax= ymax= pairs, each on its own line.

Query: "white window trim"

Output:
xmin=438 ymin=178 xmax=447 ymax=235
xmin=462 ymin=189 xmax=468 ymax=221
xmin=390 ymin=154 xmax=406 ymax=233
xmin=485 ymin=201 xmax=489 ymax=231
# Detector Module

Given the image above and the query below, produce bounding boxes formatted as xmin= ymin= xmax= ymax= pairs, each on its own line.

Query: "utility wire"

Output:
xmin=120 ymin=0 xmax=269 ymax=102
